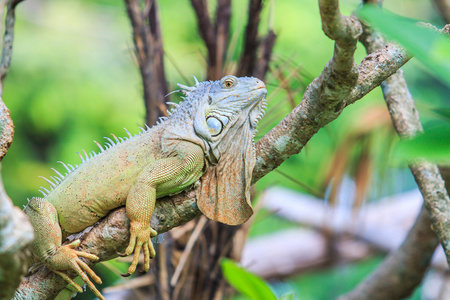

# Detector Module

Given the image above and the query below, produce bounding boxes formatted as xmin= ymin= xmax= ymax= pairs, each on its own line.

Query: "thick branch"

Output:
xmin=0 ymin=97 xmax=13 ymax=160
xmin=0 ymin=1 xmax=34 ymax=298
xmin=1 ymin=100 xmax=34 ymax=299
xmin=0 ymin=167 xmax=34 ymax=300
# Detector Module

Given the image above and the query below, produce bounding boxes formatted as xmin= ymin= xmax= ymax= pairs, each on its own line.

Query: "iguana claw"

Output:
xmin=116 ymin=251 xmax=128 ymax=257
xmin=121 ymin=221 xmax=157 ymax=276
xmin=46 ymin=240 xmax=104 ymax=300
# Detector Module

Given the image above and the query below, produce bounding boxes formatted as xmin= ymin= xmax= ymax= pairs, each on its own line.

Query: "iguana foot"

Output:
xmin=120 ymin=221 xmax=157 ymax=277
xmin=46 ymin=239 xmax=104 ymax=300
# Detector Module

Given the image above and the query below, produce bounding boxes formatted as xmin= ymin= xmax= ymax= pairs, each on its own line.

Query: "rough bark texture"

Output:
xmin=0 ymin=168 xmax=34 ymax=300
xmin=0 ymin=1 xmax=34 ymax=299
xmin=0 ymin=98 xmax=13 ymax=160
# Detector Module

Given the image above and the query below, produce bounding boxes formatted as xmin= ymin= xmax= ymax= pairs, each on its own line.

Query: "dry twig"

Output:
xmin=125 ymin=0 xmax=168 ymax=126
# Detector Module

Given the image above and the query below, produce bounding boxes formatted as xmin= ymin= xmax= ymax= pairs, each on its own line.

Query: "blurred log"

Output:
xmin=239 ymin=186 xmax=447 ymax=280
xmin=262 ymin=187 xmax=423 ymax=250
xmin=241 ymin=229 xmax=371 ymax=278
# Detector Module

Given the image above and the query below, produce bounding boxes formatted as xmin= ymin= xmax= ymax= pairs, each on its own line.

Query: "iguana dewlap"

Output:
xmin=23 ymin=75 xmax=267 ymax=299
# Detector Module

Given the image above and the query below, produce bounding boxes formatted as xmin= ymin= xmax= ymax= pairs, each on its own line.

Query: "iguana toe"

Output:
xmin=122 ymin=221 xmax=157 ymax=276
xmin=46 ymin=241 xmax=103 ymax=299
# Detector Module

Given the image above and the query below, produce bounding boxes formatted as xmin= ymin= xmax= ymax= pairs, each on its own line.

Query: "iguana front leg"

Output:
xmin=24 ymin=198 xmax=104 ymax=300
xmin=121 ymin=144 xmax=204 ymax=276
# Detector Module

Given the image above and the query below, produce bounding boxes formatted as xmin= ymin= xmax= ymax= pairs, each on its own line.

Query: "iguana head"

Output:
xmin=165 ymin=75 xmax=267 ymax=225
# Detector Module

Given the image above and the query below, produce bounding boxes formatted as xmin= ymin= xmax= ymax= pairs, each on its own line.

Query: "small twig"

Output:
xmin=213 ymin=0 xmax=231 ymax=80
xmin=170 ymin=216 xmax=207 ymax=286
xmin=253 ymin=30 xmax=276 ymax=80
xmin=124 ymin=0 xmax=167 ymax=126
xmin=0 ymin=0 xmax=23 ymax=96
xmin=190 ymin=0 xmax=216 ymax=79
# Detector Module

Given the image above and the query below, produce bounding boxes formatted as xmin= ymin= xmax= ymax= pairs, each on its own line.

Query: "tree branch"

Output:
xmin=0 ymin=1 xmax=34 ymax=298
xmin=0 ymin=0 xmax=22 ymax=96
xmin=338 ymin=205 xmax=439 ymax=300
xmin=1 ymin=99 xmax=34 ymax=299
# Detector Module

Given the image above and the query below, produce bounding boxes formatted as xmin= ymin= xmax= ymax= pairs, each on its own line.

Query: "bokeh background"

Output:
xmin=2 ymin=0 xmax=449 ymax=299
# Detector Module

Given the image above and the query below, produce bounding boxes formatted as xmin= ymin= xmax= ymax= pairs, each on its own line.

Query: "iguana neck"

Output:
xmin=160 ymin=94 xmax=208 ymax=157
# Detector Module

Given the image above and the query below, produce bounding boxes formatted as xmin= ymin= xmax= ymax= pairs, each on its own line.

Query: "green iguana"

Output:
xmin=23 ymin=75 xmax=267 ymax=299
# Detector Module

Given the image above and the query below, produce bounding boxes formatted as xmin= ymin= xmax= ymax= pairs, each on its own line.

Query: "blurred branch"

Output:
xmin=0 ymin=0 xmax=22 ymax=96
xmin=432 ymin=0 xmax=450 ymax=24
xmin=253 ymin=30 xmax=276 ymax=80
xmin=0 ymin=165 xmax=34 ymax=300
xmin=237 ymin=0 xmax=263 ymax=77
xmin=338 ymin=206 xmax=439 ymax=300
xmin=237 ymin=0 xmax=277 ymax=80
xmin=125 ymin=0 xmax=168 ymax=126
xmin=190 ymin=0 xmax=230 ymax=80
xmin=372 ymin=28 xmax=450 ymax=267
xmin=214 ymin=0 xmax=230 ymax=80
xmin=0 ymin=1 xmax=34 ymax=299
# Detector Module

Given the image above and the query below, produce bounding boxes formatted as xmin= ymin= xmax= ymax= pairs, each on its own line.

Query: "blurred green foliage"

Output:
xmin=2 ymin=0 xmax=448 ymax=299
xmin=221 ymin=258 xmax=278 ymax=300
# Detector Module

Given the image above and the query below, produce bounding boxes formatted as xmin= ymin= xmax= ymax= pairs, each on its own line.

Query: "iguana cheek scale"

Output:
xmin=23 ymin=75 xmax=267 ymax=299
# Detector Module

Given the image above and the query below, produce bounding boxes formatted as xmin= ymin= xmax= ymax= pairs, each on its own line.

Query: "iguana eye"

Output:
xmin=206 ymin=117 xmax=223 ymax=137
xmin=221 ymin=76 xmax=237 ymax=89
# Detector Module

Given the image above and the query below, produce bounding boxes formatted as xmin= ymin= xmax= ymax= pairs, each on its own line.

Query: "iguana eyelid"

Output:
xmin=220 ymin=75 xmax=238 ymax=89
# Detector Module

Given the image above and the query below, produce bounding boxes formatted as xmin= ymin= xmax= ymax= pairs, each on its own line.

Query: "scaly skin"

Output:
xmin=23 ymin=75 xmax=267 ymax=299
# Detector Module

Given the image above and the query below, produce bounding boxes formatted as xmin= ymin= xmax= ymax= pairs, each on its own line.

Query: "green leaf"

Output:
xmin=280 ymin=292 xmax=294 ymax=300
xmin=358 ymin=6 xmax=450 ymax=87
xmin=393 ymin=122 xmax=450 ymax=163
xmin=221 ymin=258 xmax=277 ymax=300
